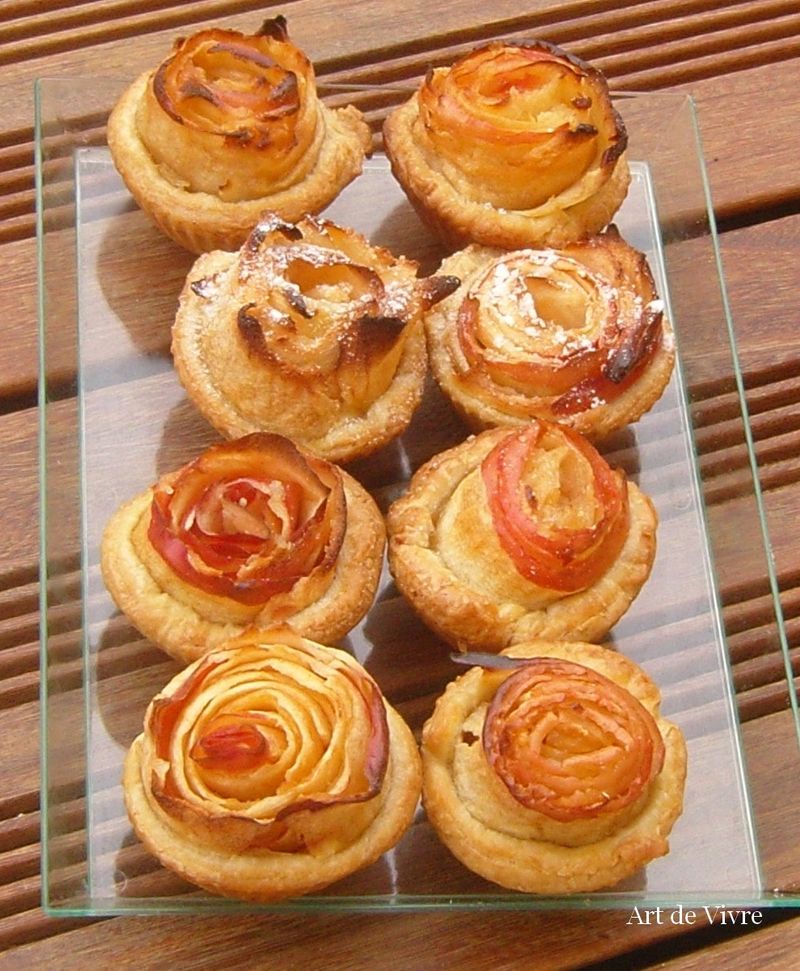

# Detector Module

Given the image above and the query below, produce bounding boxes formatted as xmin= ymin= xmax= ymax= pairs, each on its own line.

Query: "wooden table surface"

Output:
xmin=3 ymin=0 xmax=800 ymax=967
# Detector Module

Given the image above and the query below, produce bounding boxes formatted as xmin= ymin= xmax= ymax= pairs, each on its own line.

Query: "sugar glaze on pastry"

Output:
xmin=387 ymin=422 xmax=657 ymax=651
xmin=101 ymin=433 xmax=384 ymax=664
xmin=124 ymin=629 xmax=422 ymax=901
xmin=421 ymin=640 xmax=687 ymax=894
xmin=172 ymin=212 xmax=459 ymax=462
xmin=383 ymin=39 xmax=629 ymax=250
xmin=426 ymin=227 xmax=675 ymax=437
xmin=107 ymin=16 xmax=372 ymax=253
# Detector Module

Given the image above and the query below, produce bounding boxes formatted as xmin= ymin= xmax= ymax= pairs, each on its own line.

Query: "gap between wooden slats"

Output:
xmin=0 ymin=872 xmax=46 ymax=924
xmin=0 ymin=868 xmax=106 ymax=951
xmin=690 ymin=359 xmax=800 ymax=416
xmin=0 ymin=909 xmax=100 ymax=954
xmin=0 ymin=842 xmax=40 ymax=891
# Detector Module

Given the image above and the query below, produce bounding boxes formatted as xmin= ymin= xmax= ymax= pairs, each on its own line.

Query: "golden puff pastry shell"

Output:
xmin=101 ymin=434 xmax=385 ymax=665
xmin=383 ymin=40 xmax=629 ymax=251
xmin=107 ymin=19 xmax=372 ymax=254
xmin=124 ymin=632 xmax=422 ymax=902
xmin=171 ymin=214 xmax=458 ymax=463
xmin=425 ymin=230 xmax=675 ymax=439
xmin=422 ymin=640 xmax=687 ymax=894
xmin=387 ymin=424 xmax=657 ymax=652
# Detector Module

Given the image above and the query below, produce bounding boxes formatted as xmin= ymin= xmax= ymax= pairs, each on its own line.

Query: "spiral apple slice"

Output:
xmin=456 ymin=243 xmax=663 ymax=405
xmin=147 ymin=632 xmax=389 ymax=837
xmin=426 ymin=227 xmax=674 ymax=439
xmin=482 ymin=656 xmax=665 ymax=822
xmin=418 ymin=40 xmax=627 ymax=211
xmin=147 ymin=433 xmax=345 ymax=606
xmin=140 ymin=16 xmax=321 ymax=202
xmin=123 ymin=629 xmax=423 ymax=901
xmin=481 ymin=422 xmax=629 ymax=592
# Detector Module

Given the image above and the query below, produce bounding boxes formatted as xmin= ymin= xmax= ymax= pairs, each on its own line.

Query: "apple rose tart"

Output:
xmin=124 ymin=629 xmax=422 ymax=901
xmin=383 ymin=40 xmax=629 ymax=250
xmin=106 ymin=16 xmax=372 ymax=253
xmin=387 ymin=421 xmax=657 ymax=651
xmin=101 ymin=433 xmax=384 ymax=664
xmin=172 ymin=212 xmax=459 ymax=462
xmin=422 ymin=641 xmax=686 ymax=894
xmin=425 ymin=227 xmax=675 ymax=437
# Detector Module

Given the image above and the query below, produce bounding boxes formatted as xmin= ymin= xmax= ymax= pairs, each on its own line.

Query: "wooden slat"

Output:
xmin=0 ymin=237 xmax=37 ymax=404
xmin=655 ymin=915 xmax=800 ymax=969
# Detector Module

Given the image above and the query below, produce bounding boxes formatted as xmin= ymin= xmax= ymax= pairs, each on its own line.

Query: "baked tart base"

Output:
xmin=101 ymin=465 xmax=384 ymax=665
xmin=385 ymin=95 xmax=629 ymax=251
xmin=124 ymin=634 xmax=422 ymax=902
xmin=387 ymin=426 xmax=657 ymax=651
xmin=421 ymin=640 xmax=687 ymax=894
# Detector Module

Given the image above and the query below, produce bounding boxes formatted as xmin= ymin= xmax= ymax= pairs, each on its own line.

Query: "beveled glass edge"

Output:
xmin=43 ymin=889 xmax=800 ymax=918
xmin=686 ymin=100 xmax=799 ymax=749
xmin=34 ymin=76 xmax=55 ymax=915
xmin=657 ymin=96 xmax=762 ymax=893
xmin=31 ymin=78 xmax=795 ymax=915
xmin=633 ymin=151 xmax=760 ymax=894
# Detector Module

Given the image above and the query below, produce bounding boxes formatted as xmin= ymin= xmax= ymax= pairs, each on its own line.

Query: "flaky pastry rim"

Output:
xmin=100 ymin=469 xmax=385 ymax=664
xmin=425 ymin=243 xmax=676 ymax=439
xmin=124 ymin=701 xmax=421 ymax=901
xmin=107 ymin=71 xmax=372 ymax=254
xmin=171 ymin=249 xmax=429 ymax=463
xmin=383 ymin=95 xmax=630 ymax=251
xmin=421 ymin=640 xmax=687 ymax=894
xmin=387 ymin=427 xmax=658 ymax=651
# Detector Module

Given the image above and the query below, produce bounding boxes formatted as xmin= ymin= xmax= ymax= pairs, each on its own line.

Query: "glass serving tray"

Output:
xmin=36 ymin=79 xmax=800 ymax=915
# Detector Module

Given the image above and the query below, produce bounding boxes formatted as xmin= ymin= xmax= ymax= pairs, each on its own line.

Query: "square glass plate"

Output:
xmin=37 ymin=78 xmax=800 ymax=915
